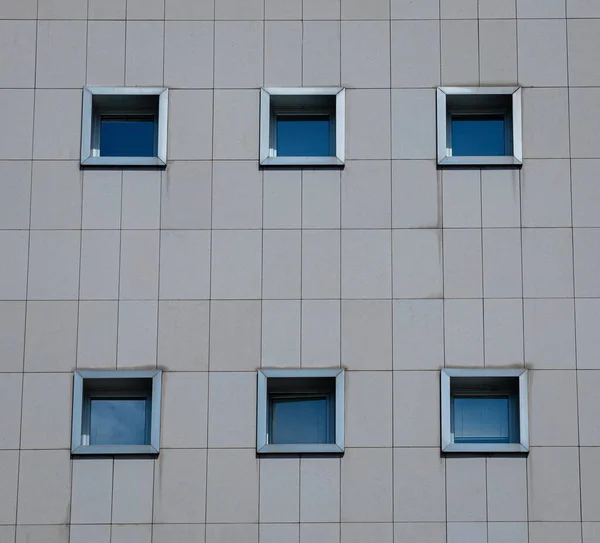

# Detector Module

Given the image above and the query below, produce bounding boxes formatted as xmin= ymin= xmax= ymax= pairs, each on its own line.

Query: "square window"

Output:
xmin=81 ymin=87 xmax=168 ymax=167
xmin=99 ymin=116 xmax=156 ymax=158
xmin=89 ymin=398 xmax=149 ymax=446
xmin=260 ymin=88 xmax=345 ymax=167
xmin=72 ymin=370 xmax=162 ymax=455
xmin=452 ymin=395 xmax=510 ymax=443
xmin=450 ymin=115 xmax=507 ymax=157
xmin=270 ymin=392 xmax=334 ymax=444
xmin=257 ymin=369 xmax=344 ymax=454
xmin=276 ymin=115 xmax=333 ymax=157
xmin=441 ymin=369 xmax=529 ymax=453
xmin=437 ymin=87 xmax=522 ymax=167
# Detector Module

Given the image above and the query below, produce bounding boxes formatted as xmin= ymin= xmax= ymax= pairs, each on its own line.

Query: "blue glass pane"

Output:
xmin=100 ymin=118 xmax=155 ymax=157
xmin=276 ymin=117 xmax=332 ymax=157
xmin=453 ymin=396 xmax=510 ymax=443
xmin=271 ymin=396 xmax=330 ymax=444
xmin=451 ymin=117 xmax=507 ymax=156
xmin=90 ymin=399 xmax=148 ymax=445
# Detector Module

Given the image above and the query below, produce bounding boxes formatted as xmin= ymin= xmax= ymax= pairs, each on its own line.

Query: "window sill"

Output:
xmin=260 ymin=156 xmax=344 ymax=167
xmin=81 ymin=156 xmax=167 ymax=167
xmin=257 ymin=443 xmax=344 ymax=455
xmin=442 ymin=443 xmax=529 ymax=454
xmin=438 ymin=155 xmax=523 ymax=167
xmin=71 ymin=444 xmax=159 ymax=455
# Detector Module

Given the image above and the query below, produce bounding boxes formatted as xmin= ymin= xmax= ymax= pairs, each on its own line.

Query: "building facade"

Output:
xmin=1 ymin=0 xmax=600 ymax=542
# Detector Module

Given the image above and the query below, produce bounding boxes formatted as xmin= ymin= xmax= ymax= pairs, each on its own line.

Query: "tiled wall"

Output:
xmin=1 ymin=0 xmax=600 ymax=542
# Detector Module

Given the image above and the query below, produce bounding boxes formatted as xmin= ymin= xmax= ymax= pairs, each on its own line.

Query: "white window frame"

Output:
xmin=72 ymin=370 xmax=162 ymax=455
xmin=437 ymin=87 xmax=522 ymax=167
xmin=81 ymin=87 xmax=169 ymax=167
xmin=257 ymin=369 xmax=345 ymax=454
xmin=441 ymin=369 xmax=529 ymax=453
xmin=260 ymin=87 xmax=345 ymax=167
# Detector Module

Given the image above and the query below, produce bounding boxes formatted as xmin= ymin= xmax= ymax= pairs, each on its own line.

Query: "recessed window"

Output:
xmin=453 ymin=395 xmax=511 ymax=443
xmin=276 ymin=115 xmax=333 ymax=157
xmin=257 ymin=369 xmax=344 ymax=454
xmin=89 ymin=397 xmax=149 ymax=446
xmin=437 ymin=87 xmax=522 ymax=166
xmin=260 ymin=88 xmax=345 ymax=166
xmin=100 ymin=116 xmax=156 ymax=158
xmin=451 ymin=115 xmax=508 ymax=157
xmin=72 ymin=370 xmax=162 ymax=455
xmin=441 ymin=369 xmax=529 ymax=453
xmin=81 ymin=87 xmax=168 ymax=167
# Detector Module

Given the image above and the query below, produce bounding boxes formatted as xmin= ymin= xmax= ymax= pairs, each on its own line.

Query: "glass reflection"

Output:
xmin=90 ymin=398 xmax=148 ymax=445
xmin=451 ymin=116 xmax=507 ymax=156
xmin=453 ymin=396 xmax=510 ymax=443
xmin=100 ymin=118 xmax=155 ymax=157
xmin=271 ymin=396 xmax=330 ymax=444
xmin=276 ymin=116 xmax=332 ymax=157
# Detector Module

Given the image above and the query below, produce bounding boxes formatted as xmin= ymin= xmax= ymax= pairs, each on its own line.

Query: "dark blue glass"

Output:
xmin=271 ymin=396 xmax=330 ymax=444
xmin=90 ymin=398 xmax=148 ymax=445
xmin=453 ymin=396 xmax=510 ymax=443
xmin=100 ymin=118 xmax=155 ymax=157
xmin=451 ymin=116 xmax=507 ymax=156
xmin=276 ymin=116 xmax=332 ymax=157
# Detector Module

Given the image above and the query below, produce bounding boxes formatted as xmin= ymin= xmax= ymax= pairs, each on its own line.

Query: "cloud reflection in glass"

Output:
xmin=90 ymin=398 xmax=148 ymax=446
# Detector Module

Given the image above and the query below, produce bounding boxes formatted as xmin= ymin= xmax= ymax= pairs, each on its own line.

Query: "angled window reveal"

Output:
xmin=72 ymin=370 xmax=162 ymax=455
xmin=257 ymin=369 xmax=345 ymax=454
xmin=437 ymin=87 xmax=522 ymax=167
xmin=441 ymin=369 xmax=529 ymax=453
xmin=260 ymin=88 xmax=345 ymax=167
xmin=81 ymin=87 xmax=168 ymax=167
